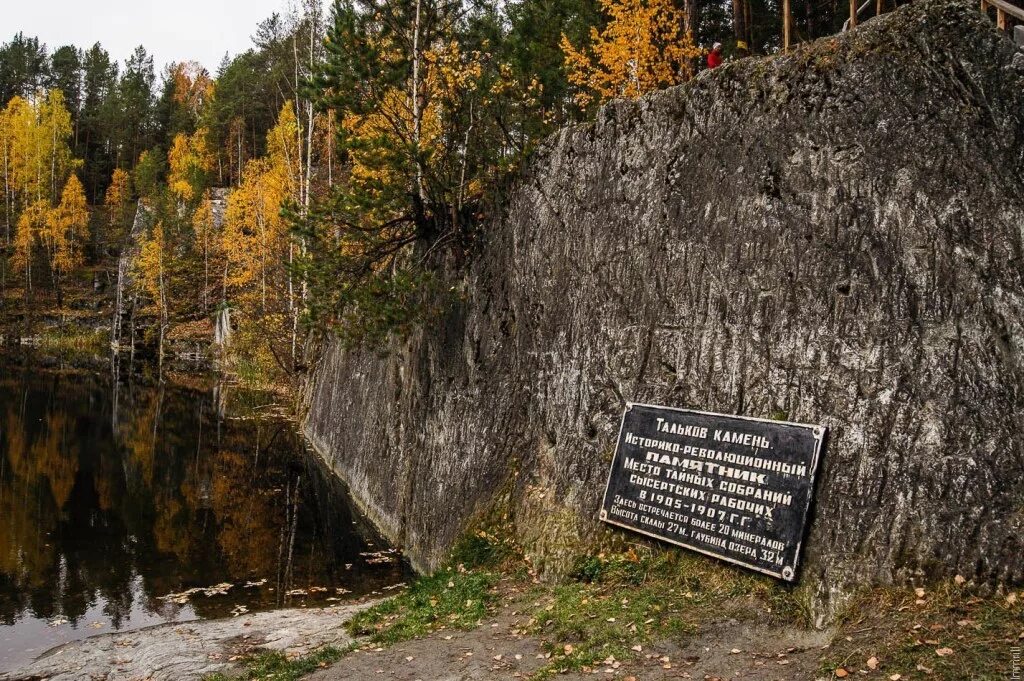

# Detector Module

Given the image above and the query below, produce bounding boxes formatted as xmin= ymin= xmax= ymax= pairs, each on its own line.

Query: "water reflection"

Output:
xmin=0 ymin=367 xmax=405 ymax=671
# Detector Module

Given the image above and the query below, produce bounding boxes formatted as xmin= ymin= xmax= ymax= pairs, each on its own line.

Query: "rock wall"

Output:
xmin=303 ymin=0 xmax=1024 ymax=610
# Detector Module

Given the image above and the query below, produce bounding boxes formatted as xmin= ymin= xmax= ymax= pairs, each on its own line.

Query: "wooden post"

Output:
xmin=980 ymin=0 xmax=988 ymax=12
xmin=850 ymin=0 xmax=858 ymax=28
xmin=996 ymin=7 xmax=1007 ymax=28
xmin=876 ymin=0 xmax=882 ymax=16
xmin=784 ymin=0 xmax=792 ymax=51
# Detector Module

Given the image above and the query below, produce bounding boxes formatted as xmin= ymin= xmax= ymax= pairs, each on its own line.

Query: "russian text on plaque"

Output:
xmin=600 ymin=403 xmax=826 ymax=581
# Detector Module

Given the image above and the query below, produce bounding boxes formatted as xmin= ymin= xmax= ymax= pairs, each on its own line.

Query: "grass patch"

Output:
xmin=203 ymin=644 xmax=352 ymax=681
xmin=35 ymin=326 xmax=108 ymax=354
xmin=526 ymin=547 xmax=801 ymax=679
xmin=346 ymin=567 xmax=498 ymax=644
xmin=822 ymin=581 xmax=1023 ymax=680
xmin=343 ymin=528 xmax=517 ymax=646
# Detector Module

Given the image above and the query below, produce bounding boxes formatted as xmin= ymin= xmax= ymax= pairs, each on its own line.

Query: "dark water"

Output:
xmin=0 ymin=365 xmax=406 ymax=672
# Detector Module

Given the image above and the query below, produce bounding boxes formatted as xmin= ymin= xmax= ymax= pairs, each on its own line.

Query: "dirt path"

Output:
xmin=311 ymin=603 xmax=830 ymax=680
xmin=1 ymin=593 xmax=831 ymax=681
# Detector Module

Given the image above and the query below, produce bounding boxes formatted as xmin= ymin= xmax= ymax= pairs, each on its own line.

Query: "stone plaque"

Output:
xmin=600 ymin=403 xmax=826 ymax=581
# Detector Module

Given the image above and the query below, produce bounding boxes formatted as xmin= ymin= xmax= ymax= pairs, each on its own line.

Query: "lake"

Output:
xmin=0 ymin=363 xmax=406 ymax=673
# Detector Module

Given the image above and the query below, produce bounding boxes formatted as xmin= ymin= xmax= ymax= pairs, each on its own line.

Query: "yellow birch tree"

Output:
xmin=561 ymin=0 xmax=701 ymax=107
xmin=168 ymin=128 xmax=213 ymax=203
xmin=104 ymin=168 xmax=134 ymax=243
xmin=38 ymin=175 xmax=89 ymax=305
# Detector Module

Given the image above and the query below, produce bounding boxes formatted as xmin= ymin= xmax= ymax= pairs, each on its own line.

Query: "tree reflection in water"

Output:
xmin=0 ymin=367 xmax=405 ymax=671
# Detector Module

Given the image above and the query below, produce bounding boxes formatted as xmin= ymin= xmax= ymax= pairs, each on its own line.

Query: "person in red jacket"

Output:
xmin=707 ymin=42 xmax=723 ymax=69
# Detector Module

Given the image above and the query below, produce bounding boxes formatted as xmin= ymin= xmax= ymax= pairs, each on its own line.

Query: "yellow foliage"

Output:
xmin=39 ymin=175 xmax=89 ymax=277
xmin=170 ymin=61 xmax=215 ymax=119
xmin=561 ymin=0 xmax=701 ymax=106
xmin=221 ymin=102 xmax=305 ymax=319
xmin=266 ymin=102 xmax=300 ymax=196
xmin=137 ymin=220 xmax=167 ymax=318
xmin=168 ymin=128 xmax=213 ymax=202
xmin=104 ymin=168 xmax=133 ymax=232
xmin=11 ymin=199 xmax=47 ymax=278
xmin=0 ymin=91 xmax=77 ymax=208
xmin=192 ymin=191 xmax=225 ymax=309
xmin=223 ymin=157 xmax=289 ymax=310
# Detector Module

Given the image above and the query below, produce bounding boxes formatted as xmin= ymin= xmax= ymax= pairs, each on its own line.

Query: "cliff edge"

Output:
xmin=303 ymin=0 xmax=1024 ymax=615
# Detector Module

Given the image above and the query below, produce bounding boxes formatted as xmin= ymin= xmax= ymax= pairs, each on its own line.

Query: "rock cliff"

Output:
xmin=303 ymin=0 xmax=1024 ymax=614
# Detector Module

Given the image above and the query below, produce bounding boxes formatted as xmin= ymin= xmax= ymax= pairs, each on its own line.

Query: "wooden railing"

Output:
xmin=980 ymin=0 xmax=1024 ymax=30
xmin=782 ymin=0 xmax=1024 ymax=51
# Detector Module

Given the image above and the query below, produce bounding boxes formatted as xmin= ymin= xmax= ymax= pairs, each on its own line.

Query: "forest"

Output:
xmin=0 ymin=0 xmax=868 ymax=384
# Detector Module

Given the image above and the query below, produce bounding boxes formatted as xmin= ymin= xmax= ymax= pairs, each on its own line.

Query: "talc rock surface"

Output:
xmin=303 ymin=0 xmax=1024 ymax=610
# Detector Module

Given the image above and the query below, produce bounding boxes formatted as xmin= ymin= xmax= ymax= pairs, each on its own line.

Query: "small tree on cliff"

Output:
xmin=104 ymin=168 xmax=134 ymax=245
xmin=561 ymin=0 xmax=701 ymax=108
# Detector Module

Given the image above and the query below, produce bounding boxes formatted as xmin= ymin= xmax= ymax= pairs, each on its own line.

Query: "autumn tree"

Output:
xmin=1 ymin=90 xmax=80 ymax=302
xmin=39 ymin=174 xmax=89 ymax=304
xmin=11 ymin=199 xmax=46 ymax=291
xmin=161 ymin=61 xmax=214 ymax=137
xmin=137 ymin=218 xmax=169 ymax=368
xmin=104 ymin=167 xmax=133 ymax=244
xmin=167 ymin=128 xmax=213 ymax=203
xmin=132 ymin=148 xmax=166 ymax=200
xmin=192 ymin=191 xmax=224 ymax=313
xmin=297 ymin=0 xmax=532 ymax=346
xmin=561 ymin=0 xmax=701 ymax=107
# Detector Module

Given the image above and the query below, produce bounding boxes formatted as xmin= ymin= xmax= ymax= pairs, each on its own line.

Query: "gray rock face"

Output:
xmin=303 ymin=0 xmax=1024 ymax=611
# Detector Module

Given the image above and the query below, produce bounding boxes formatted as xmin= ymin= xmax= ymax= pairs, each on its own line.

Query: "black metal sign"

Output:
xmin=600 ymin=403 xmax=826 ymax=581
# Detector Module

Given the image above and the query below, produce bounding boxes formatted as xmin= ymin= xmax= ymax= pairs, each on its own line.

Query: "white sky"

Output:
xmin=6 ymin=0 xmax=325 ymax=74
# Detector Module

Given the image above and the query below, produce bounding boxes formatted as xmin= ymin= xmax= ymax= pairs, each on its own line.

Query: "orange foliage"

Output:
xmin=561 ymin=0 xmax=701 ymax=107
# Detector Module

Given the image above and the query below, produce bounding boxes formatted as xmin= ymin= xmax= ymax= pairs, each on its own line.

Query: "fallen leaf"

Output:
xmin=914 ymin=587 xmax=925 ymax=598
xmin=935 ymin=647 xmax=954 ymax=657
xmin=631 ymin=645 xmax=642 ymax=652
xmin=730 ymin=648 xmax=741 ymax=654
xmin=835 ymin=668 xmax=849 ymax=678
xmin=889 ymin=675 xmax=902 ymax=680
xmin=954 ymin=575 xmax=965 ymax=585
xmin=1007 ymin=593 xmax=1018 ymax=605
xmin=867 ymin=656 xmax=879 ymax=670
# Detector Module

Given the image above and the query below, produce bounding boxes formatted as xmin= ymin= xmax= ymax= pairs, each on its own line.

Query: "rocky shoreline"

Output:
xmin=0 ymin=603 xmax=373 ymax=681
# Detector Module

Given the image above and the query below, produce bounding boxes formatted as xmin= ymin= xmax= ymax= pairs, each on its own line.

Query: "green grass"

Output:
xmin=344 ymin=530 xmax=516 ymax=645
xmin=525 ymin=547 xmax=802 ymax=679
xmin=35 ymin=326 xmax=108 ymax=354
xmin=203 ymin=644 xmax=353 ymax=681
xmin=346 ymin=567 xmax=498 ymax=644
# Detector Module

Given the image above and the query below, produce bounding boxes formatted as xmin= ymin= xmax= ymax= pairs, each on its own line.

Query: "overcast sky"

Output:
xmin=7 ymin=0 xmax=325 ymax=74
